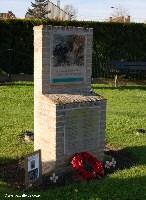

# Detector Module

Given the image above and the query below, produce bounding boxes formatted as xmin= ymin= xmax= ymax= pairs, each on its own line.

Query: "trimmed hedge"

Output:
xmin=0 ymin=19 xmax=146 ymax=78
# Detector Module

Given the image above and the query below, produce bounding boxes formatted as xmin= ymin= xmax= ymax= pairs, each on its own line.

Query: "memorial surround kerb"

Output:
xmin=33 ymin=25 xmax=107 ymax=174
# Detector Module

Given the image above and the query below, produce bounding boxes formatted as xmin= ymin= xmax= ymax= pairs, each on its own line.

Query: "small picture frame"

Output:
xmin=25 ymin=150 xmax=42 ymax=189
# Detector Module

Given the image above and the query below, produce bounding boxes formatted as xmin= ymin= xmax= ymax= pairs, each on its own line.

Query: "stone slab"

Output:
xmin=46 ymin=91 xmax=106 ymax=104
xmin=64 ymin=107 xmax=101 ymax=155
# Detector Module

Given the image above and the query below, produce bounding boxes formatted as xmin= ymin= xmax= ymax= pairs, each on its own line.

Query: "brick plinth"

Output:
xmin=34 ymin=93 xmax=107 ymax=174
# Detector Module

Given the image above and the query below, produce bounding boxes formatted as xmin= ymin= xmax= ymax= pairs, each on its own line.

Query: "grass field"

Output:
xmin=0 ymin=82 xmax=146 ymax=199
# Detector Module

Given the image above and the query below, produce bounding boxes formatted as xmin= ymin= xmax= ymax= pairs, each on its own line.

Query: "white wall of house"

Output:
xmin=47 ymin=1 xmax=71 ymax=20
xmin=25 ymin=0 xmax=71 ymax=20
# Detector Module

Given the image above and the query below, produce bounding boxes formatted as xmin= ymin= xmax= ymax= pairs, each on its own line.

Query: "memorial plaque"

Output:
xmin=25 ymin=150 xmax=42 ymax=188
xmin=64 ymin=107 xmax=101 ymax=155
xmin=51 ymin=34 xmax=86 ymax=84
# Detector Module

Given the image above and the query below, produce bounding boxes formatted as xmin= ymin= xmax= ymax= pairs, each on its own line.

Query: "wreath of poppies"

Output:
xmin=71 ymin=152 xmax=104 ymax=180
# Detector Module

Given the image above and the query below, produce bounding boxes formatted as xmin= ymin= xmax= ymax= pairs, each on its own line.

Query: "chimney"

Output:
xmin=57 ymin=0 xmax=60 ymax=8
xmin=109 ymin=17 xmax=112 ymax=22
xmin=127 ymin=16 xmax=130 ymax=22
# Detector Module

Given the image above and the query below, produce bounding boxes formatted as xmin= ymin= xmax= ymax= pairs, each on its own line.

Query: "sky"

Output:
xmin=0 ymin=0 xmax=146 ymax=23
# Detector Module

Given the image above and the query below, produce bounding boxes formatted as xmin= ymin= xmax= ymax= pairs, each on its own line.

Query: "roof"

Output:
xmin=110 ymin=16 xmax=130 ymax=23
xmin=48 ymin=0 xmax=71 ymax=17
xmin=0 ymin=11 xmax=16 ymax=19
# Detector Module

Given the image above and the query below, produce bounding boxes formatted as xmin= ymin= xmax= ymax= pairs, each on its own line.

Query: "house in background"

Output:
xmin=25 ymin=0 xmax=71 ymax=20
xmin=109 ymin=16 xmax=131 ymax=23
xmin=0 ymin=11 xmax=16 ymax=19
xmin=47 ymin=0 xmax=71 ymax=20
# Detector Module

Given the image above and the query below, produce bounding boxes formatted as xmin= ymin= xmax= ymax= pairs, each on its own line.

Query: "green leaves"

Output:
xmin=27 ymin=0 xmax=50 ymax=19
xmin=0 ymin=19 xmax=146 ymax=77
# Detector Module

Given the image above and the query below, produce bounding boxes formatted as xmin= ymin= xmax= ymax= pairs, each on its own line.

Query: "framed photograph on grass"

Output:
xmin=25 ymin=150 xmax=42 ymax=189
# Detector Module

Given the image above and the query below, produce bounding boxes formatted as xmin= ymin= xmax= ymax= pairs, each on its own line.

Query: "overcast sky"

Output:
xmin=0 ymin=0 xmax=146 ymax=22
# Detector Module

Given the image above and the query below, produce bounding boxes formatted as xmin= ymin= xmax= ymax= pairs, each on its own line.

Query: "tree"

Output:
xmin=26 ymin=0 xmax=51 ymax=19
xmin=111 ymin=4 xmax=130 ymax=18
xmin=64 ymin=4 xmax=78 ymax=20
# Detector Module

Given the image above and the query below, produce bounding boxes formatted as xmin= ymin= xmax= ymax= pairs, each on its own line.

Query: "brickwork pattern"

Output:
xmin=34 ymin=25 xmax=93 ymax=94
xmin=34 ymin=25 xmax=107 ymax=175
xmin=55 ymin=99 xmax=107 ymax=173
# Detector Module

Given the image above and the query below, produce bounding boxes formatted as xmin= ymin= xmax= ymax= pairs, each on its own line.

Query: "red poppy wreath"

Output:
xmin=71 ymin=152 xmax=104 ymax=180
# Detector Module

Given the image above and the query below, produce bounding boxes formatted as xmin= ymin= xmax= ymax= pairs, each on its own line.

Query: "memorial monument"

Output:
xmin=33 ymin=25 xmax=107 ymax=174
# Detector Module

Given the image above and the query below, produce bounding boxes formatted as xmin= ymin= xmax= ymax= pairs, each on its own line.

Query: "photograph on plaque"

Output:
xmin=51 ymin=34 xmax=86 ymax=84
xmin=53 ymin=34 xmax=85 ymax=67
xmin=25 ymin=150 xmax=42 ymax=188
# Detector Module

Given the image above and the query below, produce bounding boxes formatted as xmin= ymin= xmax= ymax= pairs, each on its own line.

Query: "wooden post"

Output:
xmin=114 ymin=74 xmax=118 ymax=87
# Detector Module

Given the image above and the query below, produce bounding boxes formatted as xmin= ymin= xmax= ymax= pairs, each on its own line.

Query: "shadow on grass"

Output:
xmin=76 ymin=173 xmax=146 ymax=200
xmin=92 ymin=85 xmax=146 ymax=91
xmin=31 ymin=174 xmax=146 ymax=200
xmin=51 ymin=145 xmax=146 ymax=200
xmin=0 ymin=82 xmax=33 ymax=87
xmin=105 ymin=145 xmax=146 ymax=169
xmin=10 ymin=82 xmax=34 ymax=87
xmin=125 ymin=145 xmax=146 ymax=165
xmin=1 ymin=145 xmax=146 ymax=200
xmin=0 ymin=157 xmax=18 ymax=165
xmin=0 ymin=158 xmax=58 ymax=190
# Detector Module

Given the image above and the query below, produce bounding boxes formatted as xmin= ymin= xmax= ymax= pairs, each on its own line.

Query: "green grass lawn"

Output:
xmin=0 ymin=82 xmax=146 ymax=200
xmin=0 ymin=82 xmax=34 ymax=164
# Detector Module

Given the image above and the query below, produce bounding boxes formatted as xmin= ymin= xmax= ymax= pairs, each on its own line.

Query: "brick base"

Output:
xmin=34 ymin=92 xmax=107 ymax=175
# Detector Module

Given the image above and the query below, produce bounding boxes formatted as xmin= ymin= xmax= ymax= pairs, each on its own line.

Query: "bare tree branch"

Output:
xmin=64 ymin=4 xmax=78 ymax=20
xmin=111 ymin=4 xmax=130 ymax=18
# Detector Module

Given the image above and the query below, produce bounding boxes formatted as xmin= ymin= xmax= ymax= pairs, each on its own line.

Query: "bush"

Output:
xmin=0 ymin=19 xmax=146 ymax=78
